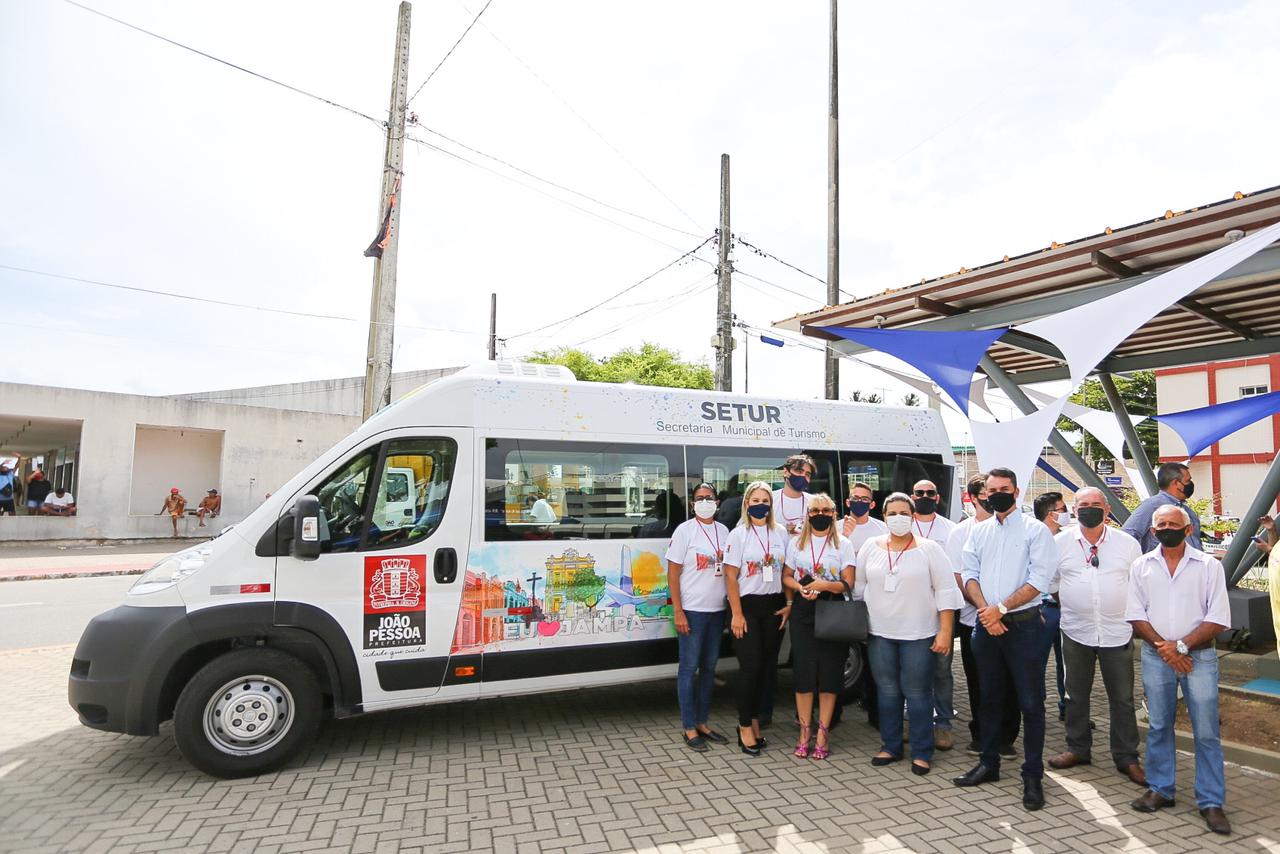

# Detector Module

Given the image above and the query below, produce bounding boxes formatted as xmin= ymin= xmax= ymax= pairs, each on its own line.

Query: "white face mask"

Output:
xmin=886 ymin=515 xmax=913 ymax=536
xmin=1055 ymin=511 xmax=1072 ymax=528
xmin=693 ymin=499 xmax=717 ymax=520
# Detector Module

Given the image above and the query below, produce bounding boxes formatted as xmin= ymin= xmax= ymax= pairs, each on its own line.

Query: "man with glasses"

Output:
xmin=1047 ymin=487 xmax=1146 ymax=786
xmin=1122 ymin=462 xmax=1203 ymax=553
xmin=912 ymin=478 xmax=958 ymax=751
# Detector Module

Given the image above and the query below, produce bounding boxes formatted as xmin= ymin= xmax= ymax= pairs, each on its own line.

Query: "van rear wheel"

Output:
xmin=174 ymin=648 xmax=320 ymax=778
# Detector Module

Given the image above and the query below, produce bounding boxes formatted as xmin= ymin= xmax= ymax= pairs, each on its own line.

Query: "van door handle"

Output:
xmin=434 ymin=548 xmax=458 ymax=584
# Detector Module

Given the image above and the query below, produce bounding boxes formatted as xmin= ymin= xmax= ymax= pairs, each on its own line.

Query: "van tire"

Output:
xmin=839 ymin=641 xmax=868 ymax=704
xmin=173 ymin=648 xmax=321 ymax=778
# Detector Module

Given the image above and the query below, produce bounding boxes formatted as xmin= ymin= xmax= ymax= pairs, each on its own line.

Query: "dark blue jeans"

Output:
xmin=973 ymin=612 xmax=1047 ymax=779
xmin=1041 ymin=603 xmax=1066 ymax=714
xmin=868 ymin=635 xmax=936 ymax=763
xmin=677 ymin=610 xmax=725 ymax=730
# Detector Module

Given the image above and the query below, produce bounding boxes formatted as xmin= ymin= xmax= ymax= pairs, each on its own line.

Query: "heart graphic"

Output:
xmin=537 ymin=621 xmax=561 ymax=637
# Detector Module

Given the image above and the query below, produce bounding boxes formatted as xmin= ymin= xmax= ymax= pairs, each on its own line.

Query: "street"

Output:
xmin=0 ymin=575 xmax=134 ymax=650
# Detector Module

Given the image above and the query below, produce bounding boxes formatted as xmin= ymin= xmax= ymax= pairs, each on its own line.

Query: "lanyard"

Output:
xmin=751 ymin=524 xmax=772 ymax=566
xmin=1079 ymin=527 xmax=1106 ymax=566
xmin=809 ymin=535 xmax=829 ymax=578
xmin=781 ymin=492 xmax=805 ymax=523
xmin=914 ymin=517 xmax=935 ymax=541
xmin=886 ymin=533 xmax=915 ymax=574
xmin=697 ymin=521 xmax=721 ymax=557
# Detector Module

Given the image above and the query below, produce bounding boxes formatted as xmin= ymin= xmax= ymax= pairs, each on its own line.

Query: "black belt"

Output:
xmin=1043 ymin=600 xmax=1060 ymax=609
xmin=1002 ymin=605 xmax=1043 ymax=623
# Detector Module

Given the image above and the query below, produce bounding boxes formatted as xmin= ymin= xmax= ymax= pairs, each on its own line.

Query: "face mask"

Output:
xmin=1055 ymin=511 xmax=1072 ymax=528
xmin=886 ymin=515 xmax=913 ymax=536
xmin=849 ymin=500 xmax=871 ymax=518
xmin=914 ymin=497 xmax=937 ymax=516
xmin=747 ymin=503 xmax=770 ymax=520
xmin=808 ymin=515 xmax=833 ymax=532
xmin=987 ymin=492 xmax=1017 ymax=513
xmin=786 ymin=474 xmax=810 ymax=492
xmin=1154 ymin=527 xmax=1188 ymax=548
xmin=1076 ymin=507 xmax=1105 ymax=528
xmin=1180 ymin=480 xmax=1195 ymax=499
xmin=977 ymin=497 xmax=993 ymax=513
xmin=693 ymin=500 xmax=717 ymax=520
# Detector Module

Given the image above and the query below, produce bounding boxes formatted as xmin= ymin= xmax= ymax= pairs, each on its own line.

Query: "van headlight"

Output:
xmin=130 ymin=546 xmax=213 ymax=594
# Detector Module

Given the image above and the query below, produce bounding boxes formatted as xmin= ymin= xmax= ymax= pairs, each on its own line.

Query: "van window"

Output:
xmin=841 ymin=453 xmax=953 ymax=520
xmin=687 ymin=447 xmax=836 ymax=529
xmin=485 ymin=438 xmax=683 ymax=541
xmin=366 ymin=439 xmax=457 ymax=550
xmin=314 ymin=449 xmax=379 ymax=553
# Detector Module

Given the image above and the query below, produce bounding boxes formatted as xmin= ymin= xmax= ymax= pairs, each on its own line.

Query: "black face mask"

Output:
xmin=986 ymin=492 xmax=1017 ymax=513
xmin=1076 ymin=507 xmax=1106 ymax=529
xmin=1180 ymin=480 xmax=1195 ymax=499
xmin=808 ymin=515 xmax=833 ymax=532
xmin=977 ymin=497 xmax=993 ymax=513
xmin=914 ymin=497 xmax=937 ymax=516
xmin=848 ymin=500 xmax=871 ymax=518
xmin=1154 ymin=528 xmax=1188 ymax=548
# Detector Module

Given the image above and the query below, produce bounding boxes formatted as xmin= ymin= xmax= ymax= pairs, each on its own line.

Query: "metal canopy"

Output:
xmin=777 ymin=185 xmax=1280 ymax=383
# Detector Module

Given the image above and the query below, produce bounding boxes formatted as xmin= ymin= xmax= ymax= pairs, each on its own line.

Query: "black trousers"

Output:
xmin=958 ymin=621 xmax=1020 ymax=746
xmin=734 ymin=593 xmax=784 ymax=727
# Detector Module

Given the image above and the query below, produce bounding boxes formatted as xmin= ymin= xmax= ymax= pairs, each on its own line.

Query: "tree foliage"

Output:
xmin=849 ymin=390 xmax=883 ymax=404
xmin=1055 ymin=371 xmax=1158 ymax=462
xmin=527 ymin=343 xmax=713 ymax=390
xmin=902 ymin=392 xmax=922 ymax=407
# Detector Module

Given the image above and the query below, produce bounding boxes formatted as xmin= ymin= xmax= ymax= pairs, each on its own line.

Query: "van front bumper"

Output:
xmin=68 ymin=604 xmax=196 ymax=735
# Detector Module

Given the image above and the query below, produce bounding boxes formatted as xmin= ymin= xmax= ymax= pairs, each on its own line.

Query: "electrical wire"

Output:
xmin=567 ymin=274 xmax=717 ymax=349
xmin=60 ymin=0 xmax=384 ymax=129
xmin=734 ymin=236 xmax=855 ymax=300
xmin=405 ymin=0 xmax=496 ymax=107
xmin=733 ymin=269 xmax=821 ymax=304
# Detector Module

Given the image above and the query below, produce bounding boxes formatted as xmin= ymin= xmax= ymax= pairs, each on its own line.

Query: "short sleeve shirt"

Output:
xmin=666 ymin=518 xmax=730 ymax=612
xmin=785 ymin=533 xmax=845 ymax=583
xmin=45 ymin=492 xmax=75 ymax=508
xmin=772 ymin=489 xmax=811 ymax=535
xmin=724 ymin=522 xmax=787 ymax=596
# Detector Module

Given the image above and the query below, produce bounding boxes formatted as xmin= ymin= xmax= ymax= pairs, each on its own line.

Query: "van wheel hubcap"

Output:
xmin=203 ymin=675 xmax=294 ymax=756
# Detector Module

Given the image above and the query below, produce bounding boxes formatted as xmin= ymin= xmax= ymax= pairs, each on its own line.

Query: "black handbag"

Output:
xmin=814 ymin=596 xmax=868 ymax=643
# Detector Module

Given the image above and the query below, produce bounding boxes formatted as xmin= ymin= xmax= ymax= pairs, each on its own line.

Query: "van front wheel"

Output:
xmin=173 ymin=648 xmax=320 ymax=778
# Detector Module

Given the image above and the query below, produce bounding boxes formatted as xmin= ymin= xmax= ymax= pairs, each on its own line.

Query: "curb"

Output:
xmin=1137 ymin=721 xmax=1280 ymax=776
xmin=0 ymin=568 xmax=148 ymax=583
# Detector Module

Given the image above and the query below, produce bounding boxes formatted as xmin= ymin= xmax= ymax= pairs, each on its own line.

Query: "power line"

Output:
xmin=567 ymin=274 xmax=716 ymax=349
xmin=405 ymin=0 xmax=496 ymax=106
xmin=0 ymin=264 xmax=478 ymax=335
xmin=735 ymin=236 xmax=855 ymax=300
xmin=503 ymin=237 xmax=715 ymax=341
xmin=733 ymin=269 xmax=822 ymax=304
xmin=60 ymin=0 xmax=384 ymax=129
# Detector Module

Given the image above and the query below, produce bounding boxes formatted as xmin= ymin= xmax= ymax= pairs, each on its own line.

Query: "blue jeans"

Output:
xmin=1142 ymin=644 xmax=1226 ymax=809
xmin=974 ymin=613 xmax=1047 ymax=779
xmin=1041 ymin=603 xmax=1066 ymax=714
xmin=677 ymin=610 xmax=725 ymax=730
xmin=933 ymin=634 xmax=954 ymax=730
xmin=868 ymin=635 xmax=936 ymax=762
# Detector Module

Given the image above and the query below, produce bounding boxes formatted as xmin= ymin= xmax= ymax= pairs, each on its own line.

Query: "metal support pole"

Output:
xmin=823 ymin=0 xmax=840 ymax=401
xmin=488 ymin=293 xmax=497 ymax=360
xmin=714 ymin=154 xmax=733 ymax=392
xmin=980 ymin=356 xmax=1131 ymax=522
xmin=1222 ymin=452 xmax=1280 ymax=586
xmin=1098 ymin=372 xmax=1159 ymax=496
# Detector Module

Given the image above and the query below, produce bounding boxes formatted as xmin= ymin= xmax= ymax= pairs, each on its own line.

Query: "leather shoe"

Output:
xmin=1131 ymin=790 xmax=1175 ymax=813
xmin=933 ymin=727 xmax=954 ymax=751
xmin=952 ymin=763 xmax=1000 ymax=787
xmin=1201 ymin=807 xmax=1231 ymax=835
xmin=1022 ymin=777 xmax=1045 ymax=811
xmin=1047 ymin=752 xmax=1090 ymax=770
xmin=1119 ymin=763 xmax=1147 ymax=787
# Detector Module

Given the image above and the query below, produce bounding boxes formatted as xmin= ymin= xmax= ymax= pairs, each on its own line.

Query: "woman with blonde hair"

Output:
xmin=784 ymin=492 xmax=856 ymax=759
xmin=724 ymin=481 xmax=792 ymax=755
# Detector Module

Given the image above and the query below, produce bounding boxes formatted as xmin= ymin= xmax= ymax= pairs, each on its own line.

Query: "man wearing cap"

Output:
xmin=159 ymin=487 xmax=187 ymax=536
xmin=196 ymin=489 xmax=222 ymax=527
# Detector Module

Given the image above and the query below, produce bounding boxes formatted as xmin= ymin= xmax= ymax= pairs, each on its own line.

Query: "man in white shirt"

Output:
xmin=841 ymin=481 xmax=887 ymax=554
xmin=954 ymin=468 xmax=1057 ymax=811
xmin=529 ymin=493 xmax=557 ymax=525
xmin=1046 ymin=488 xmax=1145 ymax=786
xmin=772 ymin=453 xmax=816 ymax=536
xmin=912 ymin=478 xmax=958 ymax=750
xmin=1126 ymin=505 xmax=1231 ymax=835
xmin=43 ymin=487 xmax=77 ymax=516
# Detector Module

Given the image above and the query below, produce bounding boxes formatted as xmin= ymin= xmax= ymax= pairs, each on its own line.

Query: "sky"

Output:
xmin=2 ymin=0 xmax=1278 ymax=443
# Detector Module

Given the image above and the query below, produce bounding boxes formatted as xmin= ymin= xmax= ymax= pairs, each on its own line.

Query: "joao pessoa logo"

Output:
xmin=364 ymin=555 xmax=426 ymax=649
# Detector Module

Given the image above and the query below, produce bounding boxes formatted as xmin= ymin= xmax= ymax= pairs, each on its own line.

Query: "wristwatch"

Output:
xmin=1176 ymin=640 xmax=1189 ymax=656
xmin=996 ymin=602 xmax=1009 ymax=616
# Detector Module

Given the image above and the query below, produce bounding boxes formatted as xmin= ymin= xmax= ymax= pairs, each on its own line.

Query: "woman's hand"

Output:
xmin=930 ymin=632 xmax=952 ymax=655
xmin=775 ymin=603 xmax=791 ymax=629
xmin=731 ymin=613 xmax=748 ymax=638
xmin=674 ymin=609 xmax=690 ymax=635
xmin=1260 ymin=515 xmax=1276 ymax=532
xmin=800 ymin=586 xmax=819 ymax=601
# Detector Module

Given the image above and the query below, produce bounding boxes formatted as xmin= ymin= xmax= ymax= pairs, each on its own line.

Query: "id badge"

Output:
xmin=763 ymin=565 xmax=775 ymax=584
xmin=714 ymin=557 xmax=724 ymax=578
xmin=884 ymin=573 xmax=900 ymax=593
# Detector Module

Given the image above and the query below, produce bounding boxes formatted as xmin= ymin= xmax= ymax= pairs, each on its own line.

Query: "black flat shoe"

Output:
xmin=683 ymin=733 xmax=708 ymax=752
xmin=738 ymin=734 xmax=762 ymax=756
xmin=698 ymin=728 xmax=728 ymax=745
xmin=952 ymin=763 xmax=1000 ymax=787
xmin=911 ymin=762 xmax=931 ymax=776
xmin=871 ymin=754 xmax=902 ymax=767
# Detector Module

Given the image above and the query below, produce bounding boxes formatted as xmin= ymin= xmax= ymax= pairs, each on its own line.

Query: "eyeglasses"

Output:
xmin=808 ymin=511 xmax=835 ymax=517
xmin=913 ymin=489 xmax=938 ymax=497
xmin=1086 ymin=545 xmax=1099 ymax=568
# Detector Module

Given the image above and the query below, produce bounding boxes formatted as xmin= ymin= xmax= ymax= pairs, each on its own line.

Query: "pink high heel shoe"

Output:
xmin=794 ymin=721 xmax=812 ymax=758
xmin=811 ymin=722 xmax=831 ymax=760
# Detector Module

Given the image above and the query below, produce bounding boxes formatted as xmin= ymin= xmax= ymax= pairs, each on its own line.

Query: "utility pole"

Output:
xmin=714 ymin=153 xmax=733 ymax=392
xmin=488 ymin=293 xmax=498 ymax=360
xmin=823 ymin=0 xmax=841 ymax=401
xmin=362 ymin=1 xmax=412 ymax=422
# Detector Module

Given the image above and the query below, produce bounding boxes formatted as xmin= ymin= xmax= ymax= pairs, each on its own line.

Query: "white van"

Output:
xmin=68 ymin=362 xmax=958 ymax=777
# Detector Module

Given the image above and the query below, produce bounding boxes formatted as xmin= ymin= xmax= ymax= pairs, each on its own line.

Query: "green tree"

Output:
xmin=1055 ymin=371 xmax=1158 ymax=462
xmin=527 ymin=343 xmax=713 ymax=390
xmin=566 ymin=565 xmax=606 ymax=610
xmin=902 ymin=392 xmax=922 ymax=407
xmin=850 ymin=390 xmax=884 ymax=404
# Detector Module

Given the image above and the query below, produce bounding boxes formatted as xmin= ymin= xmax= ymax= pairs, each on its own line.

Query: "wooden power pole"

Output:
xmin=824 ymin=0 xmax=841 ymax=400
xmin=714 ymin=154 xmax=733 ymax=392
xmin=362 ymin=1 xmax=412 ymax=421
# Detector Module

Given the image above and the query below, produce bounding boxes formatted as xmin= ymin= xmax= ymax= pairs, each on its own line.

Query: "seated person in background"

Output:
xmin=529 ymin=492 xmax=558 ymax=524
xmin=43 ymin=486 xmax=77 ymax=516
xmin=196 ymin=489 xmax=222 ymax=527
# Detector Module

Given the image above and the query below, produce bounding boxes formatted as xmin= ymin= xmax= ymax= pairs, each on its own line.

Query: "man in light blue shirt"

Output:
xmin=1121 ymin=462 xmax=1202 ymax=552
xmin=953 ymin=467 xmax=1057 ymax=812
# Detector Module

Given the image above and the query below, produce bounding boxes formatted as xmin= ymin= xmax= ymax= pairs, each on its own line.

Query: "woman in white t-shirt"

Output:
xmin=784 ymin=493 xmax=856 ymax=760
xmin=723 ymin=480 xmax=791 ymax=756
xmin=854 ymin=492 xmax=962 ymax=775
xmin=666 ymin=482 xmax=731 ymax=752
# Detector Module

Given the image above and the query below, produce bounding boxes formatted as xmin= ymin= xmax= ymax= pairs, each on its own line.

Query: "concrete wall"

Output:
xmin=0 ymin=381 xmax=359 ymax=541
xmin=128 ymin=425 xmax=224 ymax=515
xmin=171 ymin=368 xmax=462 ymax=416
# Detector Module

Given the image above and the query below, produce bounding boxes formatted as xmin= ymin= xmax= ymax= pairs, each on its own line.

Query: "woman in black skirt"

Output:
xmin=783 ymin=493 xmax=855 ymax=760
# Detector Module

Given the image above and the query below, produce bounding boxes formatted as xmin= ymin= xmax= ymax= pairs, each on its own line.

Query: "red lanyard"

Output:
xmin=809 ymin=535 xmax=829 ymax=578
xmin=697 ymin=521 xmax=721 ymax=557
xmin=751 ymin=524 xmax=772 ymax=566
xmin=914 ymin=517 xmax=935 ymax=540
xmin=886 ymin=534 xmax=914 ymax=574
xmin=1079 ymin=528 xmax=1106 ymax=566
xmin=781 ymin=493 xmax=805 ymax=523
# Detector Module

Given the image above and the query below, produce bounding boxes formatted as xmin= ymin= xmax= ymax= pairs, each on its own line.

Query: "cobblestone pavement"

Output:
xmin=1 ymin=644 xmax=1278 ymax=853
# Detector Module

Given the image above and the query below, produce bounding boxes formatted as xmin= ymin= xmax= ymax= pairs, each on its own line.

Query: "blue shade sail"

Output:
xmin=825 ymin=326 xmax=1008 ymax=414
xmin=1153 ymin=390 xmax=1280 ymax=459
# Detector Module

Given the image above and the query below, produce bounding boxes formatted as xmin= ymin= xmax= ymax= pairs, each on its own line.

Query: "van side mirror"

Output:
xmin=292 ymin=495 xmax=322 ymax=561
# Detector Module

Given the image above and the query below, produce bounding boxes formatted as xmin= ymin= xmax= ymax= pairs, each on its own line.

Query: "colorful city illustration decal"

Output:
xmin=451 ymin=542 xmax=673 ymax=654
xmin=363 ymin=554 xmax=427 ymax=649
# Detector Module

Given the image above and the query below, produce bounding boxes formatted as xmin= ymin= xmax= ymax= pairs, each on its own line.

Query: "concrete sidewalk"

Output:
xmin=0 ymin=541 xmax=195 ymax=581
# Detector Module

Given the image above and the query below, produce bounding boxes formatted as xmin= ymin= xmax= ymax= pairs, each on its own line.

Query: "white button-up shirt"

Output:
xmin=1053 ymin=525 xmax=1142 ymax=647
xmin=854 ymin=536 xmax=963 ymax=641
xmin=961 ymin=510 xmax=1057 ymax=613
xmin=946 ymin=516 xmax=978 ymax=627
xmin=1124 ymin=546 xmax=1231 ymax=642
